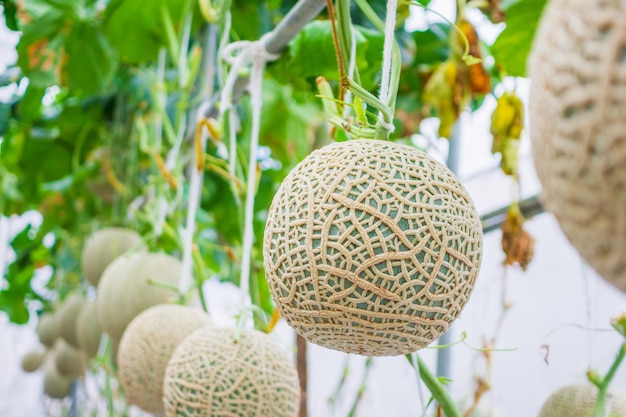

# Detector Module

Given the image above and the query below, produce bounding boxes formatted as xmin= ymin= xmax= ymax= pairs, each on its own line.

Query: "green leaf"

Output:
xmin=491 ymin=0 xmax=548 ymax=77
xmin=0 ymin=0 xmax=19 ymax=30
xmin=411 ymin=23 xmax=451 ymax=67
xmin=612 ymin=314 xmax=626 ymax=338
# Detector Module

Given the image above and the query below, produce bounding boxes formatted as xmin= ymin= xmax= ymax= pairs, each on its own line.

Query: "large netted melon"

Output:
xmin=82 ymin=227 xmax=143 ymax=287
xmin=58 ymin=293 xmax=87 ymax=348
xmin=263 ymin=139 xmax=483 ymax=356
xmin=43 ymin=359 xmax=73 ymax=399
xmin=118 ymin=304 xmax=212 ymax=414
xmin=76 ymin=301 xmax=103 ymax=358
xmin=163 ymin=327 xmax=300 ymax=417
xmin=54 ymin=339 xmax=86 ymax=377
xmin=528 ymin=0 xmax=626 ymax=292
xmin=21 ymin=350 xmax=46 ymax=373
xmin=539 ymin=384 xmax=626 ymax=417
xmin=96 ymin=251 xmax=182 ymax=342
xmin=37 ymin=312 xmax=60 ymax=348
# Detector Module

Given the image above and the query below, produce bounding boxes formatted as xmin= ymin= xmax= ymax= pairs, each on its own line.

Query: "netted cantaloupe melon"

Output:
xmin=76 ymin=301 xmax=102 ymax=358
xmin=264 ymin=139 xmax=483 ymax=356
xmin=58 ymin=293 xmax=87 ymax=348
xmin=37 ymin=312 xmax=60 ymax=348
xmin=82 ymin=227 xmax=143 ymax=287
xmin=54 ymin=339 xmax=86 ymax=377
xmin=118 ymin=304 xmax=212 ymax=414
xmin=43 ymin=359 xmax=73 ymax=399
xmin=96 ymin=251 xmax=181 ymax=342
xmin=528 ymin=0 xmax=626 ymax=292
xmin=21 ymin=350 xmax=46 ymax=373
xmin=164 ymin=327 xmax=300 ymax=417
xmin=539 ymin=384 xmax=626 ymax=417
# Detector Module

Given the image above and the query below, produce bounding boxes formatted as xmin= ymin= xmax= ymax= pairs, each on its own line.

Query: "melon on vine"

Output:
xmin=263 ymin=139 xmax=483 ymax=356
xmin=539 ymin=384 xmax=626 ymax=417
xmin=117 ymin=304 xmax=212 ymax=414
xmin=163 ymin=326 xmax=300 ymax=417
xmin=21 ymin=350 xmax=46 ymax=373
xmin=528 ymin=0 xmax=626 ymax=292
xmin=54 ymin=339 xmax=87 ymax=377
xmin=96 ymin=251 xmax=182 ymax=341
xmin=82 ymin=227 xmax=143 ymax=287
xmin=43 ymin=359 xmax=73 ymax=399
xmin=76 ymin=301 xmax=103 ymax=358
xmin=37 ymin=312 xmax=60 ymax=348
xmin=58 ymin=293 xmax=87 ymax=348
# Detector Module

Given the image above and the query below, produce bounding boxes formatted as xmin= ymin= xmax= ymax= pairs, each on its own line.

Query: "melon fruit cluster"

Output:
xmin=528 ymin=0 xmax=626 ymax=292
xmin=539 ymin=384 xmax=626 ymax=417
xmin=264 ymin=139 xmax=483 ymax=356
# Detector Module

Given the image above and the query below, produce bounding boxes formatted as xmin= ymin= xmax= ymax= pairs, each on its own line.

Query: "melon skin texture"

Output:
xmin=263 ymin=139 xmax=483 ymax=356
xmin=96 ymin=251 xmax=182 ymax=342
xmin=82 ymin=227 xmax=143 ymax=287
xmin=58 ymin=293 xmax=87 ymax=348
xmin=21 ymin=350 xmax=46 ymax=373
xmin=117 ymin=304 xmax=212 ymax=415
xmin=43 ymin=359 xmax=73 ymax=399
xmin=539 ymin=385 xmax=626 ymax=417
xmin=528 ymin=0 xmax=626 ymax=292
xmin=54 ymin=339 xmax=87 ymax=377
xmin=38 ymin=312 xmax=60 ymax=348
xmin=76 ymin=301 xmax=103 ymax=358
xmin=163 ymin=327 xmax=300 ymax=417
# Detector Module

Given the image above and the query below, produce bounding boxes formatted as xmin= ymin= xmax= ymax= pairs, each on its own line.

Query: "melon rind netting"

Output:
xmin=529 ymin=0 xmax=626 ymax=292
xmin=538 ymin=385 xmax=626 ymax=417
xmin=163 ymin=327 xmax=300 ymax=417
xmin=263 ymin=139 xmax=483 ymax=356
xmin=118 ymin=304 xmax=212 ymax=415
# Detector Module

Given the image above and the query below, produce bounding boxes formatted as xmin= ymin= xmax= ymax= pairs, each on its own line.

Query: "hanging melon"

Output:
xmin=539 ymin=384 xmax=626 ymax=417
xmin=43 ymin=359 xmax=74 ymax=399
xmin=96 ymin=251 xmax=181 ymax=341
xmin=82 ymin=227 xmax=143 ymax=286
xmin=117 ymin=304 xmax=212 ymax=414
xmin=54 ymin=339 xmax=87 ymax=377
xmin=528 ymin=0 xmax=626 ymax=291
xmin=76 ymin=301 xmax=103 ymax=358
xmin=37 ymin=312 xmax=60 ymax=348
xmin=163 ymin=327 xmax=300 ymax=417
xmin=21 ymin=350 xmax=46 ymax=373
xmin=58 ymin=293 xmax=87 ymax=348
xmin=263 ymin=139 xmax=483 ymax=356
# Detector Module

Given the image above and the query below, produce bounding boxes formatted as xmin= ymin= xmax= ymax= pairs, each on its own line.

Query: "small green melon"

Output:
xmin=539 ymin=384 xmax=626 ymax=417
xmin=76 ymin=301 xmax=103 ymax=358
xmin=21 ymin=350 xmax=46 ymax=373
xmin=82 ymin=227 xmax=143 ymax=287
xmin=96 ymin=251 xmax=181 ymax=342
xmin=37 ymin=312 xmax=60 ymax=348
xmin=43 ymin=359 xmax=74 ymax=399
xmin=163 ymin=327 xmax=300 ymax=417
xmin=117 ymin=304 xmax=212 ymax=414
xmin=58 ymin=293 xmax=87 ymax=348
xmin=54 ymin=339 xmax=87 ymax=377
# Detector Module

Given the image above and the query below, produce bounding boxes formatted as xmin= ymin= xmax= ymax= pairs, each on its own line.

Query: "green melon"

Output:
xmin=539 ymin=384 xmax=626 ymax=417
xmin=263 ymin=139 xmax=483 ymax=356
xmin=43 ymin=359 xmax=74 ymax=399
xmin=76 ymin=301 xmax=103 ymax=358
xmin=96 ymin=251 xmax=182 ymax=342
xmin=58 ymin=293 xmax=87 ymax=348
xmin=82 ymin=227 xmax=143 ymax=287
xmin=528 ymin=0 xmax=626 ymax=292
xmin=163 ymin=327 xmax=300 ymax=417
xmin=21 ymin=350 xmax=46 ymax=373
xmin=117 ymin=304 xmax=212 ymax=414
xmin=54 ymin=339 xmax=87 ymax=377
xmin=37 ymin=312 xmax=60 ymax=348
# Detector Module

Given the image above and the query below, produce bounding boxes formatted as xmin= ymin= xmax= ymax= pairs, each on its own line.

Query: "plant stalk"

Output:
xmin=592 ymin=342 xmax=626 ymax=417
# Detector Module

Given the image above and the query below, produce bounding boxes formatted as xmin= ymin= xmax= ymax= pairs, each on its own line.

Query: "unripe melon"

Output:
xmin=118 ymin=305 xmax=212 ymax=414
xmin=43 ymin=359 xmax=73 ymax=399
xmin=54 ymin=339 xmax=87 ymax=377
xmin=37 ymin=312 xmax=60 ymax=348
xmin=163 ymin=327 xmax=300 ymax=417
xmin=528 ymin=0 xmax=626 ymax=292
xmin=82 ymin=227 xmax=143 ymax=287
xmin=76 ymin=301 xmax=103 ymax=358
xmin=58 ymin=293 xmax=87 ymax=348
xmin=21 ymin=350 xmax=46 ymax=373
xmin=539 ymin=384 xmax=626 ymax=417
xmin=263 ymin=139 xmax=483 ymax=356
xmin=96 ymin=251 xmax=181 ymax=341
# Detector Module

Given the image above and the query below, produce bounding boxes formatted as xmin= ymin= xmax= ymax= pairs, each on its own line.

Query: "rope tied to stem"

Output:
xmin=218 ymin=33 xmax=281 ymax=314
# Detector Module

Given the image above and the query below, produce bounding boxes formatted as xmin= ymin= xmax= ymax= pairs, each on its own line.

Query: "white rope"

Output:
xmin=378 ymin=0 xmax=398 ymax=132
xmin=219 ymin=34 xmax=280 ymax=311
xmin=343 ymin=25 xmax=358 ymax=120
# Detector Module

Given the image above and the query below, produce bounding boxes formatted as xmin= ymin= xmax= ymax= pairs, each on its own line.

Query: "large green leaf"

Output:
xmin=491 ymin=0 xmax=548 ymax=77
xmin=411 ymin=23 xmax=451 ymax=67
xmin=0 ymin=0 xmax=19 ymax=30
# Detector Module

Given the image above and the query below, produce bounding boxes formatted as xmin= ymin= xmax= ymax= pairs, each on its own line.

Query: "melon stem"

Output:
xmin=406 ymin=354 xmax=461 ymax=417
xmin=591 ymin=342 xmax=626 ymax=417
